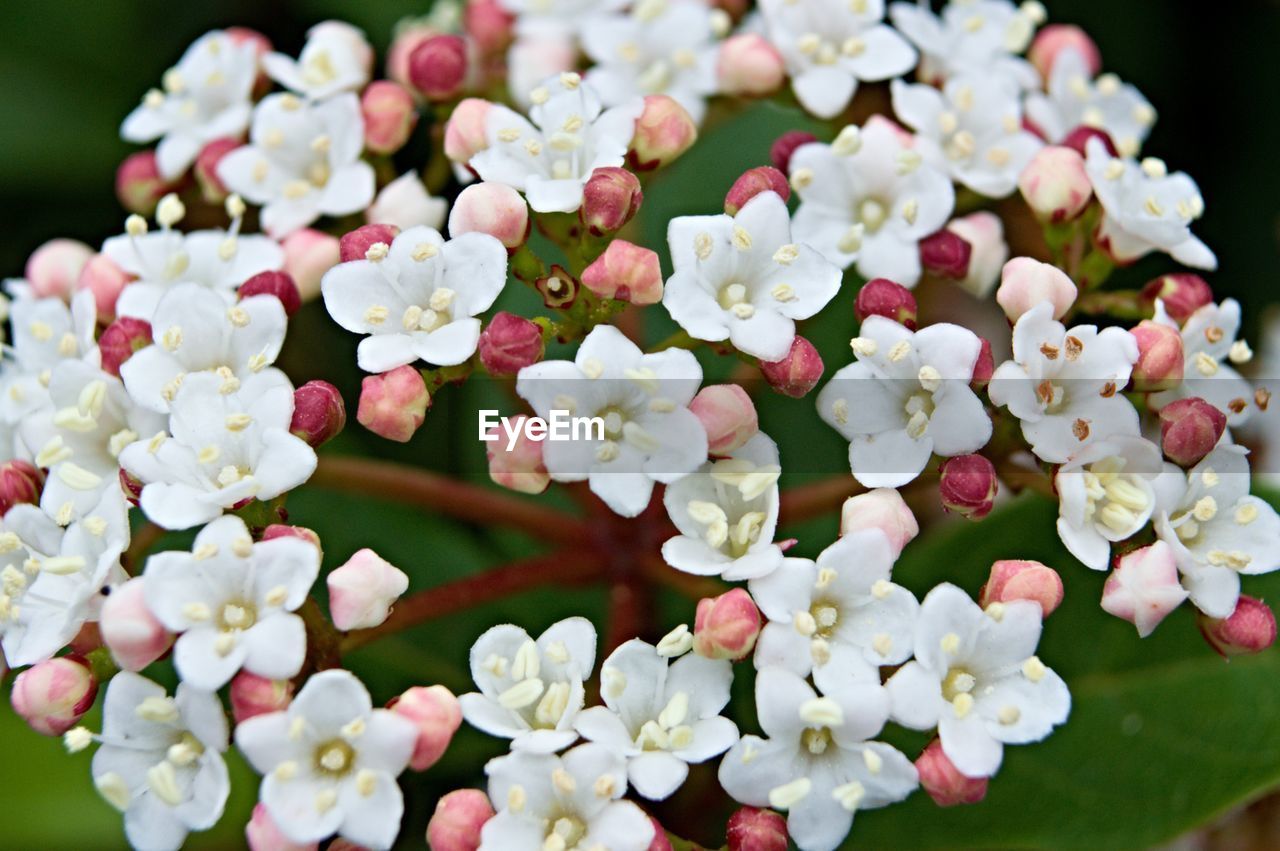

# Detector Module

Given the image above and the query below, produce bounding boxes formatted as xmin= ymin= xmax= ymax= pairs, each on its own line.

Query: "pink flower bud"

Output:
xmin=693 ymin=588 xmax=762 ymax=660
xmin=717 ymin=34 xmax=786 ymax=97
xmin=855 ymin=278 xmax=918 ymax=330
xmin=486 ymin=414 xmax=551 ymax=495
xmin=77 ymin=253 xmax=132 ymax=320
xmin=290 ymin=380 xmax=346 ymax=448
xmin=840 ymin=488 xmax=918 ymax=558
xmin=98 ymin=316 xmax=153 ymax=377
xmin=946 ymin=212 xmax=1007 ymax=298
xmin=341 ymin=223 xmax=402 ymax=263
xmin=647 ymin=817 xmax=673 ymax=851
xmin=580 ymin=240 xmax=664 ymax=305
xmin=915 ymin=739 xmax=988 ymax=806
xmin=1159 ymin=397 xmax=1227 ymax=467
xmin=1060 ymin=125 xmax=1117 ymax=159
xmin=10 ymin=656 xmax=96 ymax=736
xmin=119 ymin=468 xmax=144 ymax=506
xmin=938 ymin=454 xmax=997 ymax=520
xmin=581 ymin=167 xmax=644 ymax=235
xmin=358 ymin=366 xmax=430 ymax=442
xmin=194 ymin=137 xmax=241 ymax=203
xmin=387 ymin=25 xmax=437 ymax=89
xmin=759 ymin=336 xmax=823 ymax=398
xmin=465 ymin=0 xmax=515 ymax=55
xmin=479 ymin=312 xmax=544 ymax=375
xmin=724 ymin=168 xmax=788 ymax=216
xmin=240 ymin=270 xmax=302 ymax=316
xmin=328 ymin=548 xmax=410 ymax=631
xmin=247 ymin=803 xmax=317 ymax=851
xmin=1101 ymin=541 xmax=1189 ymax=637
xmin=1141 ymin=273 xmax=1213 ymax=323
xmin=25 ymin=239 xmax=93 ymax=300
xmin=628 ymin=95 xmax=698 ymax=171
xmin=996 ymin=257 xmax=1077 ymax=321
xmin=115 ymin=150 xmax=171 ymax=215
xmin=444 ymin=98 xmax=493 ymax=164
xmin=230 ymin=672 xmax=294 ymax=725
xmin=979 ymin=559 xmax=1064 ymax=617
xmin=1018 ymin=146 xmax=1092 ymax=223
xmin=100 ymin=577 xmax=174 ymax=672
xmin=362 ymin=81 xmax=419 ymax=155
xmin=972 ymin=337 xmax=994 ymax=390
xmin=427 ymin=789 xmax=494 ymax=851
xmin=919 ymin=229 xmax=972 ymax=280
xmin=1198 ymin=595 xmax=1277 ymax=657
xmin=311 ymin=21 xmax=373 ymax=77
xmin=0 ymin=461 xmax=43 ymax=516
xmin=262 ymin=524 xmax=323 ymax=551
xmin=689 ymin=385 xmax=758 ymax=455
xmin=770 ymin=131 xmax=817 ymax=174
xmin=448 ymin=183 xmax=530 ymax=249
xmin=1028 ymin=24 xmax=1102 ymax=80
xmin=725 ymin=806 xmax=788 ymax=851
xmin=391 ymin=685 xmax=463 ymax=771
xmin=1130 ymin=320 xmax=1184 ymax=392
xmin=282 ymin=228 xmax=340 ymax=302
xmin=409 ymin=34 xmax=468 ymax=101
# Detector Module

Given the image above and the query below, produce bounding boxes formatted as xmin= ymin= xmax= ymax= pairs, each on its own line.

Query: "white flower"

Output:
xmin=235 ymin=669 xmax=419 ymax=850
xmin=0 ymin=291 xmax=98 ymax=427
xmin=789 ymin=120 xmax=955 ymax=285
xmin=759 ymin=0 xmax=916 ymax=119
xmin=989 ymin=301 xmax=1140 ymax=463
xmin=1149 ymin=298 xmax=1255 ymax=428
xmin=120 ymin=31 xmax=259 ymax=179
xmin=118 ymin=370 xmax=318 ymax=530
xmin=818 ymin=316 xmax=991 ymax=487
xmin=890 ymin=73 xmax=1042 ymax=197
xmin=507 ymin=36 xmax=579 ymax=111
xmin=500 ymin=0 xmax=629 ymax=41
xmin=460 ymin=617 xmax=597 ymax=753
xmin=482 ymin=743 xmax=655 ymax=851
xmin=663 ymin=191 xmax=841 ymax=361
xmin=142 ymin=515 xmax=320 ymax=690
xmin=889 ymin=0 xmax=1040 ymax=89
xmin=1084 ymin=139 xmax=1216 ymax=270
xmin=89 ymin=672 xmax=229 ymax=851
xmin=321 ymin=225 xmax=507 ymax=373
xmin=1054 ymin=435 xmax=1164 ymax=570
xmin=218 ymin=93 xmax=376 ymax=238
xmin=1025 ymin=48 xmax=1155 ymax=158
xmin=120 ymin=283 xmax=289 ymax=413
xmin=750 ymin=530 xmax=919 ymax=693
xmin=366 ymin=172 xmax=448 ymax=232
xmin=516 ymin=325 xmax=707 ymax=517
xmin=885 ymin=583 xmax=1070 ymax=778
xmin=582 ymin=0 xmax=720 ymax=124
xmin=661 ymin=433 xmax=784 ymax=581
xmin=718 ymin=667 xmax=917 ymax=851
xmin=263 ymin=21 xmax=372 ymax=101
xmin=1153 ymin=445 xmax=1280 ymax=618
xmin=471 ymin=73 xmax=644 ymax=213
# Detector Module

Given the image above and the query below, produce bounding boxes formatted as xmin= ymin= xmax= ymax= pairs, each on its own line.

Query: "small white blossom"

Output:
xmin=0 ymin=291 xmax=99 ymax=427
xmin=500 ymin=0 xmax=629 ymax=41
xmin=262 ymin=21 xmax=372 ymax=101
xmin=365 ymin=172 xmax=448 ymax=232
xmin=1150 ymin=298 xmax=1256 ymax=428
xmin=1025 ymin=47 xmax=1155 ymax=158
xmin=1054 ymin=435 xmax=1164 ymax=570
xmin=889 ymin=0 xmax=1040 ymax=89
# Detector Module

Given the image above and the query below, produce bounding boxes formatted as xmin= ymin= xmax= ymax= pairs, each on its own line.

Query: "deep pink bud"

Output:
xmin=262 ymin=524 xmax=322 ymax=552
xmin=387 ymin=25 xmax=437 ymax=89
xmin=1060 ymin=125 xmax=1118 ymax=159
xmin=916 ymin=739 xmax=988 ymax=806
xmin=1018 ymin=146 xmax=1092 ymax=223
xmin=485 ymin=415 xmax=550 ymax=495
xmin=841 ymin=489 xmax=918 ymax=558
xmin=919 ymin=229 xmax=972 ymax=280
xmin=689 ymin=385 xmax=758 ymax=455
xmin=971 ymin=338 xmax=994 ymax=390
xmin=855 ymin=278 xmax=918 ymax=330
xmin=1028 ymin=25 xmax=1102 ymax=80
xmin=980 ymin=559 xmax=1064 ymax=617
xmin=444 ymin=98 xmax=493 ymax=164
xmin=328 ymin=548 xmax=410 ymax=630
xmin=100 ymin=577 xmax=174 ymax=671
xmin=724 ymin=167 xmax=789 ymax=216
xmin=693 ymin=588 xmax=762 ymax=660
xmin=11 ymin=656 xmax=96 ymax=736
xmin=409 ymin=34 xmax=468 ymax=101
xmin=1199 ymin=595 xmax=1277 ymax=657
xmin=194 ymin=137 xmax=241 ymax=203
xmin=581 ymin=167 xmax=643 ymax=235
xmin=946 ymin=212 xmax=1007 ymax=298
xmin=240 ymin=270 xmax=302 ymax=316
xmin=282 ymin=228 xmax=340 ymax=302
xmin=759 ymin=336 xmax=823 ymax=398
xmin=479 ymin=312 xmax=545 ymax=375
xmin=448 ymin=183 xmax=529 ymax=249
xmin=246 ymin=803 xmax=317 ymax=851
xmin=290 ymin=380 xmax=346 ymax=448
xmin=340 ymin=223 xmax=401 ymax=263
xmin=230 ymin=672 xmax=294 ymax=725
xmin=580 ymin=240 xmax=664 ymax=305
xmin=427 ymin=789 xmax=494 ymax=851
xmin=98 ymin=317 xmax=153 ymax=377
xmin=770 ymin=130 xmax=818 ymax=174
xmin=77 ymin=253 xmax=132 ymax=320
xmin=726 ymin=806 xmax=788 ymax=851
xmin=997 ymin=257 xmax=1076 ymax=321
xmin=938 ymin=454 xmax=997 ymax=520
xmin=362 ymin=80 xmax=419 ymax=155
xmin=358 ymin=366 xmax=430 ymax=443
xmin=628 ymin=95 xmax=698 ymax=171
xmin=26 ymin=239 xmax=93 ymax=300
xmin=0 ymin=460 xmax=43 ymax=516
xmin=1130 ymin=320 xmax=1184 ymax=392
xmin=391 ymin=685 xmax=463 ymax=771
xmin=1101 ymin=541 xmax=1188 ymax=637
xmin=1141 ymin=273 xmax=1213 ymax=323
xmin=1159 ymin=397 xmax=1227 ymax=467
xmin=115 ymin=150 xmax=171 ymax=215
xmin=465 ymin=0 xmax=515 ymax=55
xmin=717 ymin=34 xmax=786 ymax=97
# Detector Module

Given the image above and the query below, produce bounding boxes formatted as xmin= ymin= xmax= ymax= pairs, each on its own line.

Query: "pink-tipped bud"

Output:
xmin=25 ymin=239 xmax=93 ymax=300
xmin=628 ymin=95 xmax=698 ymax=171
xmin=855 ymin=278 xmax=918 ymax=330
xmin=946 ymin=212 xmax=1007 ymax=298
xmin=240 ymin=270 xmax=302 ymax=316
xmin=1028 ymin=25 xmax=1102 ymax=80
xmin=262 ymin=524 xmax=322 ymax=552
xmin=290 ymin=380 xmax=346 ymax=448
xmin=391 ymin=685 xmax=463 ymax=771
xmin=486 ymin=414 xmax=551 ymax=495
xmin=1130 ymin=320 xmax=1184 ymax=392
xmin=449 ymin=183 xmax=530 ymax=249
xmin=194 ymin=137 xmax=241 ymax=203
xmin=465 ymin=0 xmax=515 ymax=55
xmin=717 ymin=34 xmax=786 ymax=97
xmin=1198 ymin=595 xmax=1277 ymax=657
xmin=328 ymin=548 xmax=410 ymax=631
xmin=1141 ymin=273 xmax=1213 ymax=323
xmin=115 ymin=150 xmax=171 ymax=215
xmin=1018 ymin=146 xmax=1092 ymax=223
xmin=840 ymin=488 xmax=918 ymax=558
xmin=693 ymin=588 xmax=762 ymax=660
xmin=362 ymin=81 xmax=419 ymax=155
xmin=725 ymin=806 xmax=788 ymax=851
xmin=98 ymin=317 xmax=153 ymax=377
xmin=247 ymin=803 xmax=318 ymax=851
xmin=387 ymin=25 xmax=437 ymax=88
xmin=996 ymin=257 xmax=1077 ymax=322
xmin=341 ymin=223 xmax=402 ymax=263
xmin=479 ymin=312 xmax=545 ymax=375
xmin=282 ymin=228 xmax=340 ymax=302
xmin=1159 ymin=397 xmax=1227 ymax=468
xmin=759 ymin=336 xmax=823 ymax=398
xmin=1101 ymin=541 xmax=1188 ymax=637
xmin=938 ymin=454 xmax=997 ymax=520
xmin=1060 ymin=125 xmax=1117 ymax=159
xmin=770 ymin=130 xmax=817 ymax=174
xmin=581 ymin=167 xmax=644 ymax=235
xmin=972 ymin=338 xmax=994 ymax=390
xmin=77 ymin=253 xmax=132 ymax=320
xmin=580 ymin=240 xmax=664 ymax=305
xmin=10 ymin=656 xmax=96 ymax=736
xmin=0 ymin=461 xmax=43 ymax=516
xmin=980 ymin=559 xmax=1064 ymax=617
xmin=100 ymin=577 xmax=174 ymax=671
xmin=724 ymin=167 xmax=789 ymax=216
xmin=444 ymin=98 xmax=493 ymax=164
xmin=919 ymin=229 xmax=972 ymax=280
xmin=409 ymin=34 xmax=468 ymax=101
xmin=427 ymin=789 xmax=494 ymax=851
xmin=358 ymin=365 xmax=430 ymax=443
xmin=690 ymin=385 xmax=758 ymax=455
xmin=915 ymin=739 xmax=988 ymax=807
xmin=230 ymin=672 xmax=294 ymax=724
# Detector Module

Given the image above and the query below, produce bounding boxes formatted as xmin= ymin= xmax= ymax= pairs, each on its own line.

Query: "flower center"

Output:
xmin=1082 ymin=457 xmax=1151 ymax=534
xmin=716 ymin=282 xmax=755 ymax=319
xmin=904 ymin=392 xmax=934 ymax=439
xmin=857 ymin=198 xmax=888 ymax=233
xmin=544 ymin=815 xmax=587 ymax=851
xmin=314 ymin=739 xmax=355 ymax=777
xmin=942 ymin=666 xmax=977 ymax=702
xmin=802 ymin=726 xmax=833 ymax=755
xmin=218 ymin=600 xmax=257 ymax=631
xmin=809 ymin=600 xmax=840 ymax=639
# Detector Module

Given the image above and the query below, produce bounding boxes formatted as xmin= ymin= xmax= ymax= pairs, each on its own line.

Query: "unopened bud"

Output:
xmin=725 ymin=806 xmax=788 ymax=851
xmin=115 ymin=150 xmax=171 ymax=215
xmin=855 ymin=278 xmax=918 ymax=330
xmin=444 ymin=98 xmax=493 ymax=164
xmin=328 ymin=548 xmax=410 ymax=631
xmin=946 ymin=212 xmax=1007 ymax=298
xmin=193 ymin=137 xmax=241 ymax=203
xmin=690 ymin=385 xmax=758 ymax=456
xmin=1130 ymin=320 xmax=1184 ymax=392
xmin=980 ymin=559 xmax=1063 ymax=617
xmin=368 ymin=172 xmax=446 ymax=231
xmin=647 ymin=817 xmax=673 ymax=851
xmin=770 ymin=130 xmax=817 ymax=174
xmin=0 ymin=461 xmax=43 ymax=516
xmin=581 ymin=167 xmax=643 ymax=235
xmin=448 ymin=183 xmax=530 ymax=249
xmin=1101 ymin=541 xmax=1188 ymax=637
xmin=1060 ymin=125 xmax=1117 ymax=158
xmin=25 ymin=239 xmax=93 ymax=300
xmin=479 ymin=312 xmax=544 ymax=375
xmin=427 ymin=789 xmax=494 ymax=851
xmin=1028 ymin=25 xmax=1102 ymax=80
xmin=724 ymin=167 xmax=788 ymax=216
xmin=290 ymin=380 xmax=346 ymax=448
xmin=77 ymin=253 xmax=132 ymax=320
xmin=340 ymin=223 xmax=402 ymax=263
xmin=1198 ymin=595 xmax=1277 ymax=657
xmin=98 ymin=317 xmax=153 ymax=377
xmin=10 ymin=656 xmax=96 ymax=737
xmin=971 ymin=338 xmax=995 ymax=390
xmin=996 ymin=257 xmax=1077 ymax=321
xmin=628 ymin=95 xmax=698 ymax=171
xmin=100 ymin=577 xmax=174 ymax=672
xmin=915 ymin=739 xmax=988 ymax=807
xmin=717 ymin=34 xmax=786 ymax=97
xmin=1018 ymin=146 xmax=1092 ymax=223
xmin=240 ymin=270 xmax=302 ymax=316
xmin=1141 ymin=273 xmax=1213 ymax=324
xmin=246 ymin=802 xmax=317 ymax=851
xmin=917 ymin=229 xmax=970 ymax=280
xmin=486 ymin=414 xmax=550 ymax=495
xmin=261 ymin=524 xmax=322 ymax=552
xmin=760 ymin=336 xmax=823 ymax=398
xmin=840 ymin=488 xmax=918 ymax=557
xmin=580 ymin=240 xmax=663 ymax=305
xmin=938 ymin=454 xmax=997 ymax=520
xmin=465 ymin=0 xmax=516 ymax=55
xmin=693 ymin=588 xmax=762 ymax=660
xmin=361 ymin=80 xmax=419 ymax=155
xmin=230 ymin=672 xmax=294 ymax=725
xmin=387 ymin=25 xmax=437 ymax=89
xmin=391 ymin=685 xmax=463 ymax=771
xmin=357 ymin=365 xmax=430 ymax=443
xmin=409 ymin=34 xmax=468 ymax=101
xmin=1159 ymin=397 xmax=1226 ymax=467
xmin=282 ymin=228 xmax=341 ymax=303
